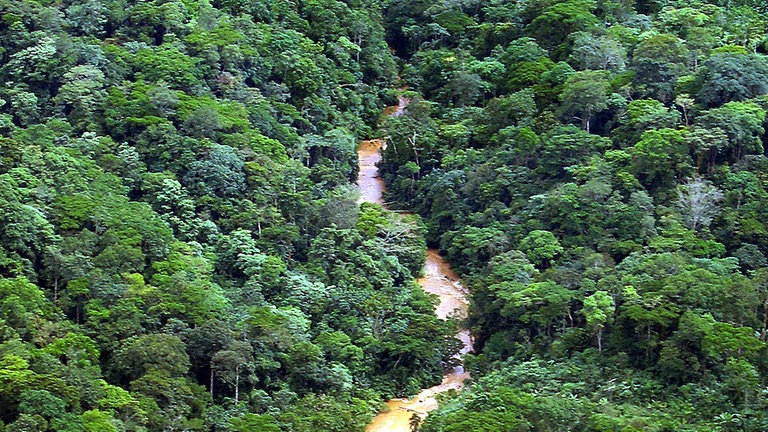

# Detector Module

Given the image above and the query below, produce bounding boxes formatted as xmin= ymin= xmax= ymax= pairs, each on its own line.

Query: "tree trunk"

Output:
xmin=210 ymin=367 xmax=214 ymax=399
xmin=762 ymin=297 xmax=768 ymax=342
xmin=646 ymin=325 xmax=652 ymax=361
xmin=597 ymin=325 xmax=603 ymax=352
xmin=234 ymin=365 xmax=240 ymax=404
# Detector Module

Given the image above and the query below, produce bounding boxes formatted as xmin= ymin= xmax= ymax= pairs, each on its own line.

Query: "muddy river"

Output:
xmin=357 ymin=97 xmax=473 ymax=431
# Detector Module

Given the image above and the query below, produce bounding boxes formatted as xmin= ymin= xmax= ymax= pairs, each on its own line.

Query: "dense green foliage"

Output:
xmin=376 ymin=0 xmax=768 ymax=430
xmin=7 ymin=0 xmax=768 ymax=430
xmin=0 ymin=0 xmax=458 ymax=430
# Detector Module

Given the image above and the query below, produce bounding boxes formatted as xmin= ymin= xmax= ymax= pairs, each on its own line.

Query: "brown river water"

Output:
xmin=358 ymin=97 xmax=473 ymax=431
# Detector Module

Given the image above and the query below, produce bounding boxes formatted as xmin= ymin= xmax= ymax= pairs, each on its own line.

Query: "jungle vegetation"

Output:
xmin=3 ymin=0 xmax=768 ymax=431
xmin=0 ymin=0 xmax=456 ymax=430
xmin=377 ymin=0 xmax=768 ymax=430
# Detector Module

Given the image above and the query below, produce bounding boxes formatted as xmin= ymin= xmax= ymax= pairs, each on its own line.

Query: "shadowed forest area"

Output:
xmin=2 ymin=0 xmax=768 ymax=431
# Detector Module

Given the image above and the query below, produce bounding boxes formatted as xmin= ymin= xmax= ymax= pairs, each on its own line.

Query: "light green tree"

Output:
xmin=582 ymin=291 xmax=614 ymax=352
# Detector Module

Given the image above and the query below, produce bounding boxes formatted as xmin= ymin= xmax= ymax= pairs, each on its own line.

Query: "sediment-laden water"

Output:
xmin=357 ymin=98 xmax=473 ymax=432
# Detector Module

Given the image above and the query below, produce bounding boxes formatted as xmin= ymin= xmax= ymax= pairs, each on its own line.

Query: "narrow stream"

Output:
xmin=358 ymin=97 xmax=473 ymax=432
xmin=357 ymin=138 xmax=386 ymax=205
